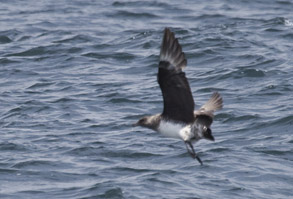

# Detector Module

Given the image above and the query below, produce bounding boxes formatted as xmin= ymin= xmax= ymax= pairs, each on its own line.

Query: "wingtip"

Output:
xmin=201 ymin=92 xmax=223 ymax=112
xmin=211 ymin=92 xmax=223 ymax=110
xmin=160 ymin=28 xmax=187 ymax=70
xmin=164 ymin=27 xmax=171 ymax=35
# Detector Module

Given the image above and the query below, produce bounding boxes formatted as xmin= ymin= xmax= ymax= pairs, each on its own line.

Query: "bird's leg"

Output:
xmin=184 ymin=141 xmax=203 ymax=165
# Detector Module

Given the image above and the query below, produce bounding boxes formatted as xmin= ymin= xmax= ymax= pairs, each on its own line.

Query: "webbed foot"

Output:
xmin=185 ymin=141 xmax=203 ymax=165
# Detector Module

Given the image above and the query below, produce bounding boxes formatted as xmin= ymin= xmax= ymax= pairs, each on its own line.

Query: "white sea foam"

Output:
xmin=284 ymin=19 xmax=293 ymax=27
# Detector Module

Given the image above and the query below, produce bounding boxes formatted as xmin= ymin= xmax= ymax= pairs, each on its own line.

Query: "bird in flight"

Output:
xmin=133 ymin=28 xmax=223 ymax=165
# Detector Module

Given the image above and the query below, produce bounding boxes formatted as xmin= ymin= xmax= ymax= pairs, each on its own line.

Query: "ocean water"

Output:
xmin=0 ymin=0 xmax=292 ymax=198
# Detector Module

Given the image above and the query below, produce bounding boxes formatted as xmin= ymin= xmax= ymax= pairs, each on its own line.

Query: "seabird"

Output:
xmin=133 ymin=28 xmax=223 ymax=165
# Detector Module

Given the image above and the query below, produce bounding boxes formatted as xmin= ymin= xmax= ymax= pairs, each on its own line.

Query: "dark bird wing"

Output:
xmin=157 ymin=28 xmax=195 ymax=124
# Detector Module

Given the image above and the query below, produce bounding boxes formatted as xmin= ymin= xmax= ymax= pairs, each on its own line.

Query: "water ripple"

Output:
xmin=0 ymin=0 xmax=292 ymax=198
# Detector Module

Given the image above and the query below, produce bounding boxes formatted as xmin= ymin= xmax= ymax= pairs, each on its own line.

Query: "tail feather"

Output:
xmin=159 ymin=28 xmax=187 ymax=70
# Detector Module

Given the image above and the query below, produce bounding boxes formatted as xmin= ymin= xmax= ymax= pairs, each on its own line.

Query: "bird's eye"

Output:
xmin=203 ymin=126 xmax=207 ymax=131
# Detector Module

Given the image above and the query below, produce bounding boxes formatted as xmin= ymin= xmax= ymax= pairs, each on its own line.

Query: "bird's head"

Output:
xmin=133 ymin=115 xmax=159 ymax=130
xmin=133 ymin=117 xmax=149 ymax=127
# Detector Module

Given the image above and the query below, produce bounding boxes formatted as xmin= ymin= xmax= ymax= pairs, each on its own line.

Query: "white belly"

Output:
xmin=157 ymin=120 xmax=192 ymax=141
xmin=157 ymin=120 xmax=182 ymax=139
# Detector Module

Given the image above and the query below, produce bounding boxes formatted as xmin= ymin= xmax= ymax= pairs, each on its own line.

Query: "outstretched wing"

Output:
xmin=194 ymin=92 xmax=223 ymax=126
xmin=158 ymin=28 xmax=195 ymax=124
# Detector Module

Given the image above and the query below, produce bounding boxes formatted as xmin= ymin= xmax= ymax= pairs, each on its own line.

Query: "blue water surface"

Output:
xmin=0 ymin=0 xmax=292 ymax=198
